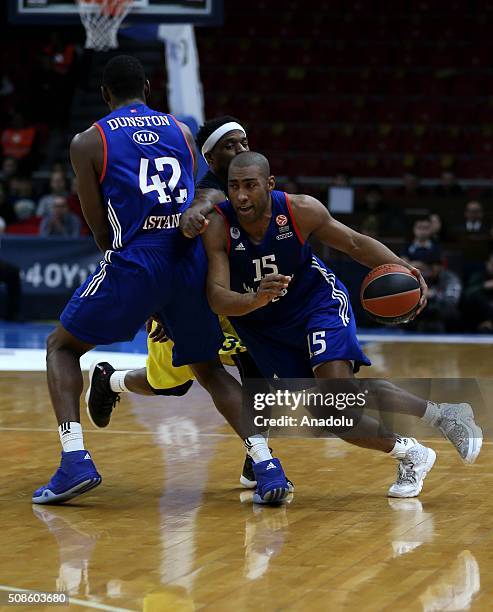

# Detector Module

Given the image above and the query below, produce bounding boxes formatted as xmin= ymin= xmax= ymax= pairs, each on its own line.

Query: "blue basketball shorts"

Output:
xmin=230 ymin=273 xmax=371 ymax=379
xmin=60 ymin=237 xmax=222 ymax=366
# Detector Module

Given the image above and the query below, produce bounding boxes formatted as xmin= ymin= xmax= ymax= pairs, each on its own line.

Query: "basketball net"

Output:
xmin=77 ymin=0 xmax=132 ymax=51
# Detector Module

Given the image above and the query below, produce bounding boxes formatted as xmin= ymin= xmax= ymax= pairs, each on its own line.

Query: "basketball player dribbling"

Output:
xmin=33 ymin=58 xmax=289 ymax=506
xmin=203 ymin=151 xmax=483 ymax=498
xmin=85 ymin=115 xmax=292 ymax=491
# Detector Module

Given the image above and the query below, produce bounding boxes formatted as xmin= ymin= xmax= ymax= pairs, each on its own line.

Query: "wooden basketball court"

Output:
xmin=1 ymin=341 xmax=492 ymax=611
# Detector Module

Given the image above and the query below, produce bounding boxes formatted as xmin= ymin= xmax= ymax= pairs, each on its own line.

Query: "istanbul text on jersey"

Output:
xmin=142 ymin=213 xmax=181 ymax=230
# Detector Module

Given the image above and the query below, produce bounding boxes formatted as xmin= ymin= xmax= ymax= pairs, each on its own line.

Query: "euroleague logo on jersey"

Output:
xmin=132 ymin=130 xmax=160 ymax=145
xmin=276 ymin=214 xmax=288 ymax=226
xmin=230 ymin=227 xmax=241 ymax=239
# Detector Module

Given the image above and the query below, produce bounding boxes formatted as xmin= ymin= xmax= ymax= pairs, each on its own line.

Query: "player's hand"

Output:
xmin=146 ymin=315 xmax=169 ymax=343
xmin=180 ymin=208 xmax=210 ymax=238
xmin=253 ymin=274 xmax=291 ymax=308
xmin=408 ymin=266 xmax=428 ymax=317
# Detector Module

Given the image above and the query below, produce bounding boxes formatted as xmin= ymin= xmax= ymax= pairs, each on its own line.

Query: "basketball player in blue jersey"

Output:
xmin=33 ymin=58 xmax=289 ymax=506
xmin=85 ymin=116 xmax=290 ymax=491
xmin=203 ymin=151 xmax=483 ymax=498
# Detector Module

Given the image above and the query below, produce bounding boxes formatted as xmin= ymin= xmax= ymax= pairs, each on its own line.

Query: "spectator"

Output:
xmin=0 ymin=73 xmax=14 ymax=116
xmin=39 ymin=195 xmax=81 ymax=237
xmin=40 ymin=33 xmax=76 ymax=127
xmin=429 ymin=213 xmax=448 ymax=242
xmin=0 ymin=182 xmax=15 ymax=226
xmin=1 ymin=112 xmax=37 ymax=164
xmin=0 ymin=259 xmax=22 ymax=321
xmin=0 ymin=73 xmax=14 ymax=100
xmin=332 ymin=171 xmax=351 ymax=187
xmin=6 ymin=199 xmax=40 ymax=234
xmin=398 ymin=172 xmax=426 ymax=199
xmin=9 ymin=176 xmax=36 ymax=213
xmin=51 ymin=161 xmax=67 ymax=175
xmin=463 ymin=252 xmax=493 ymax=332
xmin=459 ymin=201 xmax=488 ymax=234
xmin=409 ymin=258 xmax=462 ymax=332
xmin=37 ymin=171 xmax=68 ymax=216
xmin=43 ymin=33 xmax=75 ymax=77
xmin=357 ymin=185 xmax=384 ymax=237
xmin=403 ymin=217 xmax=442 ymax=264
xmin=359 ymin=184 xmax=385 ymax=214
xmin=454 ymin=201 xmax=491 ymax=268
xmin=1 ymin=157 xmax=18 ymax=186
xmin=360 ymin=185 xmax=407 ymax=237
xmin=433 ymin=170 xmax=464 ymax=198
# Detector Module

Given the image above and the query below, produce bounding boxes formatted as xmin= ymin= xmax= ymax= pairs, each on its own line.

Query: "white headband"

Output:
xmin=201 ymin=122 xmax=246 ymax=157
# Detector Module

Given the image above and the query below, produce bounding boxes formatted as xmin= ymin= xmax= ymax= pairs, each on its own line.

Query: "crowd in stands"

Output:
xmin=1 ymin=157 xmax=492 ymax=330
xmin=276 ymin=173 xmax=493 ymax=333
xmin=400 ymin=209 xmax=493 ymax=333
xmin=0 ymin=163 xmax=88 ymax=237
xmin=0 ymin=32 xmax=87 ymax=240
xmin=1 ymin=11 xmax=492 ymax=330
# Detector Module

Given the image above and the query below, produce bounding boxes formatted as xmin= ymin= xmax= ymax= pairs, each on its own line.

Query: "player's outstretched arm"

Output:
xmin=175 ymin=120 xmax=222 ymax=238
xmin=70 ymin=128 xmax=111 ymax=253
xmin=202 ymin=212 xmax=290 ymax=315
xmin=180 ymin=187 xmax=226 ymax=238
xmin=289 ymin=193 xmax=428 ymax=312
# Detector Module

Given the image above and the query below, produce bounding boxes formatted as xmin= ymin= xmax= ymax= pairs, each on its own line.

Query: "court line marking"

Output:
xmin=0 ymin=585 xmax=136 ymax=612
xmin=359 ymin=333 xmax=493 ymax=344
xmin=0 ymin=427 xmax=489 ymax=445
xmin=0 ymin=426 xmax=234 ymax=437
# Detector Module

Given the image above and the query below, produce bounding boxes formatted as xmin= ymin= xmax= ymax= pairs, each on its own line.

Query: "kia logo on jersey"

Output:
xmin=276 ymin=214 xmax=288 ymax=226
xmin=132 ymin=130 xmax=160 ymax=145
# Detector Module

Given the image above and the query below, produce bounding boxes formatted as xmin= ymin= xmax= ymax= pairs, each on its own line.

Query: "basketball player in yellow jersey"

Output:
xmin=86 ymin=116 xmax=293 ymax=490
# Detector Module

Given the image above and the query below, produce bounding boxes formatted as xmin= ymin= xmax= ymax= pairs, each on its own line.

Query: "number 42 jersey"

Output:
xmin=94 ymin=103 xmax=194 ymax=249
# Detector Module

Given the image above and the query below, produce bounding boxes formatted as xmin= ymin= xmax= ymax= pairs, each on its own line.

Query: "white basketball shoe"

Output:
xmin=435 ymin=403 xmax=483 ymax=464
xmin=388 ymin=442 xmax=436 ymax=498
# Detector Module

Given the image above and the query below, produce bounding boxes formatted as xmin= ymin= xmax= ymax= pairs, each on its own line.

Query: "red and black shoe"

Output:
xmin=85 ymin=362 xmax=120 ymax=428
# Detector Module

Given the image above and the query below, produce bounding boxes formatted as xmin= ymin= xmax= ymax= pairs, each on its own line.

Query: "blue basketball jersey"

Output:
xmin=216 ymin=190 xmax=349 ymax=327
xmin=214 ymin=190 xmax=370 ymax=376
xmin=94 ymin=103 xmax=194 ymax=249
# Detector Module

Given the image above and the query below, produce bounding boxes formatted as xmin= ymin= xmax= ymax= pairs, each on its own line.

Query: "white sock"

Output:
xmin=389 ymin=436 xmax=418 ymax=459
xmin=421 ymin=401 xmax=440 ymax=426
xmin=244 ymin=435 xmax=272 ymax=463
xmin=59 ymin=422 xmax=85 ymax=452
xmin=110 ymin=370 xmax=131 ymax=393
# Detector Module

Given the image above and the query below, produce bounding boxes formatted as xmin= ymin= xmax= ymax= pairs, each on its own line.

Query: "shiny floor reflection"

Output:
xmin=0 ymin=342 xmax=492 ymax=610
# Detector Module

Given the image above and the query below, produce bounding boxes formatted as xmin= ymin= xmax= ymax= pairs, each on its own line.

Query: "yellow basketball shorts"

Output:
xmin=146 ymin=317 xmax=246 ymax=390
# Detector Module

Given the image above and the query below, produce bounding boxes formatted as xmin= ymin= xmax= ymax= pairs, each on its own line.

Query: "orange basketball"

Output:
xmin=360 ymin=264 xmax=421 ymax=325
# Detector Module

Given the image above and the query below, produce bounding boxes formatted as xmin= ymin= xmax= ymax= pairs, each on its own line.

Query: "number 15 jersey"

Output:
xmin=214 ymin=191 xmax=371 ymax=376
xmin=94 ymin=103 xmax=194 ymax=249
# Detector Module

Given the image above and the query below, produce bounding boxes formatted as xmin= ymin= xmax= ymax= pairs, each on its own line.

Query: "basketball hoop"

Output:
xmin=77 ymin=0 xmax=133 ymax=52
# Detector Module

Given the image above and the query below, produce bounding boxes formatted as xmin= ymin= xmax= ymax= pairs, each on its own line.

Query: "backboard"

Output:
xmin=8 ymin=0 xmax=223 ymax=25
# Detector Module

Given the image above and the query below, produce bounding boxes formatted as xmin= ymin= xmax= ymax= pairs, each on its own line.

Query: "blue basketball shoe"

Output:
xmin=252 ymin=458 xmax=290 ymax=504
xmin=32 ymin=450 xmax=102 ymax=505
xmin=241 ymin=451 xmax=295 ymax=492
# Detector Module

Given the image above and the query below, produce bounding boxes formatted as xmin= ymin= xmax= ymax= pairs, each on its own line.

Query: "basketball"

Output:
xmin=360 ymin=264 xmax=421 ymax=324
